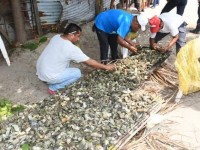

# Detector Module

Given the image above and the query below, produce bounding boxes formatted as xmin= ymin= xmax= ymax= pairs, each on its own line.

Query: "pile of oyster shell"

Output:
xmin=0 ymin=49 xmax=169 ymax=150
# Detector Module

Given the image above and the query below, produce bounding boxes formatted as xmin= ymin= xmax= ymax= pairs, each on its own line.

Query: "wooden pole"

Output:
xmin=10 ymin=0 xmax=27 ymax=43
xmin=32 ymin=0 xmax=42 ymax=36
xmin=95 ymin=0 xmax=104 ymax=15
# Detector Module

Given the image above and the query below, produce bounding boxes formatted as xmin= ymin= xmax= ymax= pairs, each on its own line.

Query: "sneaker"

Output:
xmin=48 ymin=88 xmax=56 ymax=95
xmin=190 ymin=29 xmax=200 ymax=34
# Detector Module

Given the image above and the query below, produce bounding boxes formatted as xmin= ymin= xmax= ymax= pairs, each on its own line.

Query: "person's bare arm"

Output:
xmin=149 ymin=38 xmax=158 ymax=49
xmin=117 ymin=36 xmax=137 ymax=53
xmin=150 ymin=34 xmax=179 ymax=52
xmin=124 ymin=36 xmax=136 ymax=47
xmin=164 ymin=34 xmax=179 ymax=51
xmin=83 ymin=59 xmax=115 ymax=71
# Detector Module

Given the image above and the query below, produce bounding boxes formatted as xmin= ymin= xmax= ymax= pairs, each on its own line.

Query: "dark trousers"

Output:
xmin=196 ymin=2 xmax=200 ymax=29
xmin=134 ymin=0 xmax=139 ymax=10
xmin=153 ymin=0 xmax=159 ymax=7
xmin=95 ymin=27 xmax=118 ymax=64
xmin=155 ymin=23 xmax=186 ymax=54
xmin=161 ymin=0 xmax=187 ymax=15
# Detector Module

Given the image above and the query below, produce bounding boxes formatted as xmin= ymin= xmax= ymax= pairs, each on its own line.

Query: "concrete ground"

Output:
xmin=142 ymin=0 xmax=200 ymax=149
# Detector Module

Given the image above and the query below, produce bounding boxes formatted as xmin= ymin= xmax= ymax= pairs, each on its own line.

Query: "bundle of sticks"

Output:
xmin=149 ymin=62 xmax=178 ymax=88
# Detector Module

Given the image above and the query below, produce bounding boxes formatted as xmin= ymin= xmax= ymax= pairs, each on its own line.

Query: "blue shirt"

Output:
xmin=95 ymin=9 xmax=135 ymax=39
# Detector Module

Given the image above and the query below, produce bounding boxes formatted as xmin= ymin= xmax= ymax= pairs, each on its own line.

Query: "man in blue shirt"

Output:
xmin=94 ymin=9 xmax=148 ymax=64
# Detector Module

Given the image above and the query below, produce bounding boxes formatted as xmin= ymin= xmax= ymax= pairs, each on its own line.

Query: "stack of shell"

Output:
xmin=0 ymin=49 xmax=169 ymax=150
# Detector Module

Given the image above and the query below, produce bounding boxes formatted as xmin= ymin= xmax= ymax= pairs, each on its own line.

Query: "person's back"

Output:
xmin=158 ymin=13 xmax=184 ymax=35
xmin=95 ymin=9 xmax=134 ymax=38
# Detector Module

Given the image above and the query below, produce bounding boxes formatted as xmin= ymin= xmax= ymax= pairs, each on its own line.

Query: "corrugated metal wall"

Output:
xmin=37 ymin=0 xmax=62 ymax=25
xmin=0 ymin=0 xmax=125 ymax=45
xmin=60 ymin=0 xmax=95 ymax=23
xmin=102 ymin=0 xmax=120 ymax=10
xmin=0 ymin=0 xmax=15 ymax=45
xmin=26 ymin=0 xmax=62 ymax=26
xmin=26 ymin=0 xmax=97 ymax=25
xmin=26 ymin=0 xmax=121 ymax=25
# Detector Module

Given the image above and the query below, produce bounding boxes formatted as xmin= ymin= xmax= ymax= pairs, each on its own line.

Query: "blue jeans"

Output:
xmin=47 ymin=68 xmax=81 ymax=91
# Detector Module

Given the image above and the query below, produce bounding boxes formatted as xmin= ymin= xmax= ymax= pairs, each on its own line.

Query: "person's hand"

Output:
xmin=153 ymin=44 xmax=162 ymax=50
xmin=158 ymin=46 xmax=172 ymax=53
xmin=105 ymin=64 xmax=115 ymax=71
xmin=129 ymin=46 xmax=137 ymax=53
xmin=136 ymin=44 xmax=142 ymax=50
xmin=130 ymin=42 xmax=136 ymax=47
xmin=153 ymin=44 xmax=168 ymax=52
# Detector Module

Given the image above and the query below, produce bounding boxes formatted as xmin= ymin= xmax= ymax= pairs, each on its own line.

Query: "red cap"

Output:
xmin=149 ymin=16 xmax=160 ymax=33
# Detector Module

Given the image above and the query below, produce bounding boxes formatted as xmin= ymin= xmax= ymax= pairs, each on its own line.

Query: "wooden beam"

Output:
xmin=11 ymin=0 xmax=27 ymax=43
xmin=95 ymin=0 xmax=104 ymax=15
xmin=32 ymin=0 xmax=42 ymax=36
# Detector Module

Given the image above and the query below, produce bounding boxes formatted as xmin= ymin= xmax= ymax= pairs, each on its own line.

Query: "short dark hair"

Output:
xmin=63 ymin=23 xmax=82 ymax=35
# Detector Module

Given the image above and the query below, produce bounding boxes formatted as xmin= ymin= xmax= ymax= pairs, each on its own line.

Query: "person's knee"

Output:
xmin=177 ymin=34 xmax=186 ymax=47
xmin=74 ymin=69 xmax=81 ymax=79
xmin=176 ymin=42 xmax=182 ymax=54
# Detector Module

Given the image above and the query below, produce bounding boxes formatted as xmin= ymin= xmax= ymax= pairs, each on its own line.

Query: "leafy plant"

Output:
xmin=0 ymin=98 xmax=12 ymax=118
xmin=39 ymin=36 xmax=47 ymax=43
xmin=22 ymin=36 xmax=47 ymax=51
xmin=22 ymin=42 xmax=39 ymax=51
xmin=0 ymin=98 xmax=25 ymax=121
xmin=22 ymin=143 xmax=31 ymax=150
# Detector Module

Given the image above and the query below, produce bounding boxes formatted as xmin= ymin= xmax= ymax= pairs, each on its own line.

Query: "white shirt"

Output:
xmin=150 ymin=13 xmax=184 ymax=38
xmin=36 ymin=34 xmax=89 ymax=82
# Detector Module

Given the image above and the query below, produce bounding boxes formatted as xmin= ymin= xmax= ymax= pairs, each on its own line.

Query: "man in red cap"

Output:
xmin=149 ymin=13 xmax=187 ymax=54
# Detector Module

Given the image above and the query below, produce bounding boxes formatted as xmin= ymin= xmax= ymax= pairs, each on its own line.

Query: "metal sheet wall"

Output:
xmin=37 ymin=1 xmax=62 ymax=25
xmin=102 ymin=0 xmax=120 ymax=10
xmin=60 ymin=0 xmax=95 ymax=23
xmin=26 ymin=0 xmax=120 ymax=26
xmin=27 ymin=0 xmax=96 ymax=25
xmin=26 ymin=0 xmax=62 ymax=25
xmin=0 ymin=0 xmax=15 ymax=44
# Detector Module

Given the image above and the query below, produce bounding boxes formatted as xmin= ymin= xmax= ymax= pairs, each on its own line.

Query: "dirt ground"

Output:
xmin=0 ymin=22 xmax=168 ymax=104
xmin=0 ymin=0 xmax=199 ymax=105
xmin=0 ymin=0 xmax=200 ymax=148
xmin=0 ymin=22 xmax=98 ymax=104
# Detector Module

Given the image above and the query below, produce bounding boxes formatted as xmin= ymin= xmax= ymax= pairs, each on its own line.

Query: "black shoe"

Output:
xmin=190 ymin=29 xmax=200 ymax=34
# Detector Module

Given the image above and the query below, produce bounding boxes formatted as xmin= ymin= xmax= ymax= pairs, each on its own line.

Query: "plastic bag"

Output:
xmin=175 ymin=37 xmax=200 ymax=95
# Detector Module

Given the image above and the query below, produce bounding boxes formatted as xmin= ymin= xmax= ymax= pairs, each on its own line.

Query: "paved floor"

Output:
xmin=142 ymin=1 xmax=200 ymax=149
